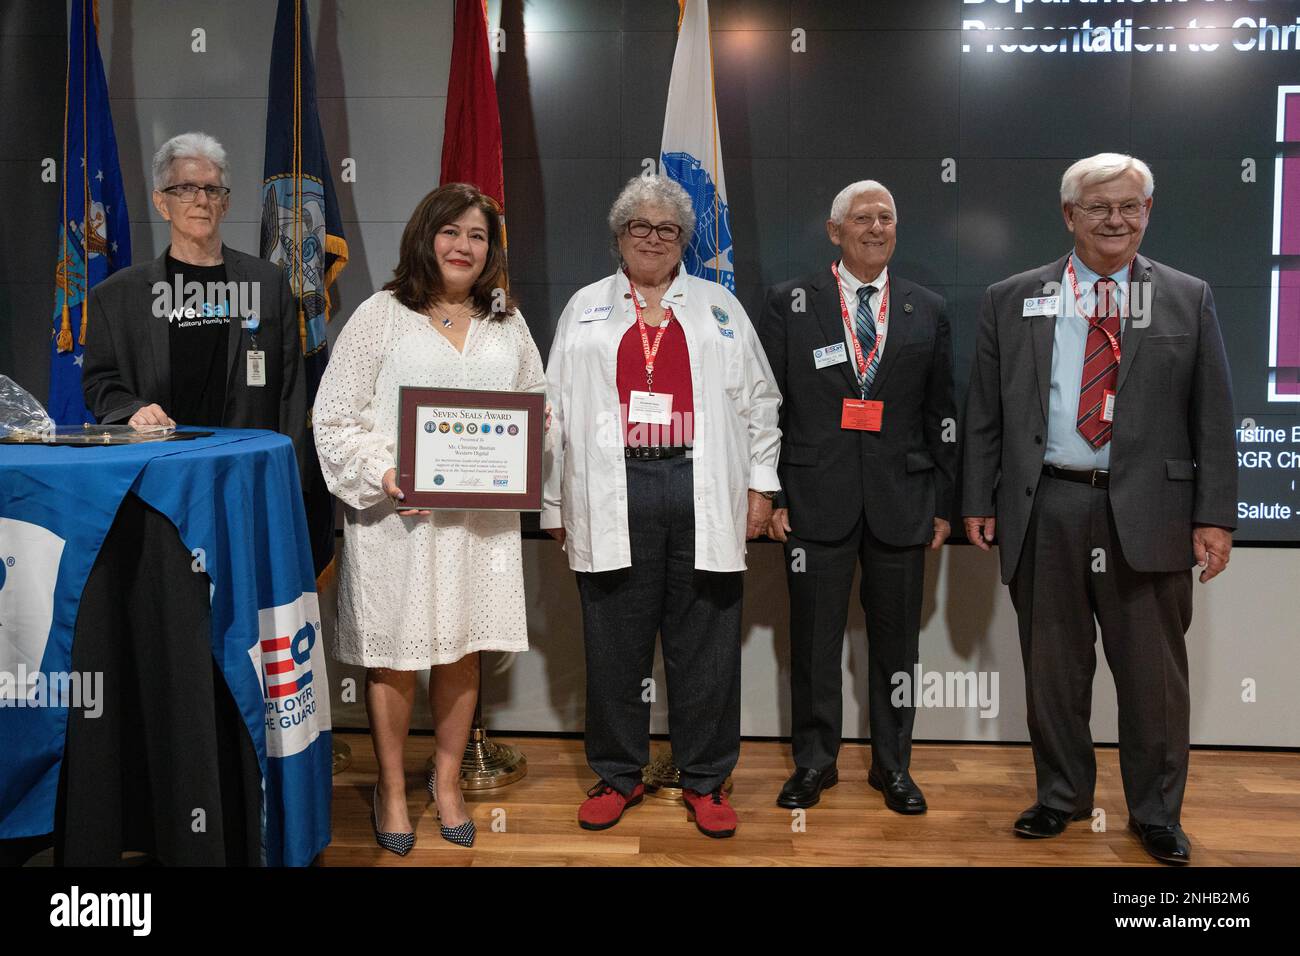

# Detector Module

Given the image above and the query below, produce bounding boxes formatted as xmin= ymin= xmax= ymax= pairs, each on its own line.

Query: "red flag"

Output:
xmin=440 ymin=0 xmax=504 ymax=206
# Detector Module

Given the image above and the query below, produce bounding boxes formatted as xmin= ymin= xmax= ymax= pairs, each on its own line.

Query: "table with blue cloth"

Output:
xmin=0 ymin=428 xmax=331 ymax=866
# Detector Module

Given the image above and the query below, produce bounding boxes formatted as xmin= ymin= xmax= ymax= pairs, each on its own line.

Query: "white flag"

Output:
xmin=660 ymin=0 xmax=734 ymax=291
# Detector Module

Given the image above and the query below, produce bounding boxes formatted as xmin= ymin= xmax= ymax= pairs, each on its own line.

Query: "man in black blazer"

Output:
xmin=757 ymin=181 xmax=957 ymax=814
xmin=82 ymin=132 xmax=305 ymax=474
xmin=962 ymin=154 xmax=1237 ymax=864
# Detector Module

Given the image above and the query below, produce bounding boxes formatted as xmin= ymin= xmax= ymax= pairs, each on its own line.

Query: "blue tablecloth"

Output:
xmin=0 ymin=428 xmax=331 ymax=866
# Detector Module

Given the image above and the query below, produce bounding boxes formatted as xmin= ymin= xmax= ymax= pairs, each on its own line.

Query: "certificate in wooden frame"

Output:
xmin=396 ymin=386 xmax=544 ymax=511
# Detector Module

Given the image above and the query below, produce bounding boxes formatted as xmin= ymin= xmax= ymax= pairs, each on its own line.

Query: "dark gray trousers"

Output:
xmin=576 ymin=457 xmax=743 ymax=796
xmin=784 ymin=515 xmax=925 ymax=772
xmin=1011 ymin=473 xmax=1193 ymax=826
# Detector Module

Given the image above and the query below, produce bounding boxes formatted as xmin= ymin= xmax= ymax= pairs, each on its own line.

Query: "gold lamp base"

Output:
xmin=642 ymin=748 xmax=732 ymax=802
xmin=425 ymin=722 xmax=527 ymax=791
xmin=331 ymin=737 xmax=352 ymax=775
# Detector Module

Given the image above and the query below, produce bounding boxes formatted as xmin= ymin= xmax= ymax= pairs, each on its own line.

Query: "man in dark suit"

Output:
xmin=962 ymin=153 xmax=1237 ymax=864
xmin=757 ymin=180 xmax=957 ymax=814
xmin=82 ymin=132 xmax=305 ymax=474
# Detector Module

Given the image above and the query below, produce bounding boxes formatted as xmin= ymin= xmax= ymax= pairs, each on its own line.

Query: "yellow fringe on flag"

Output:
xmin=57 ymin=302 xmax=73 ymax=352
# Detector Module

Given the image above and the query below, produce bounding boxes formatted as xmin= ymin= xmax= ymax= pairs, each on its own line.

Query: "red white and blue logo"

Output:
xmin=260 ymin=621 xmax=316 ymax=699
xmin=250 ymin=593 xmax=330 ymax=758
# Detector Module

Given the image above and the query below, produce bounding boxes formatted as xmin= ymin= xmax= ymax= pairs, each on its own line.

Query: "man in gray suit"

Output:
xmin=962 ymin=153 xmax=1237 ymax=864
xmin=82 ymin=132 xmax=305 ymax=473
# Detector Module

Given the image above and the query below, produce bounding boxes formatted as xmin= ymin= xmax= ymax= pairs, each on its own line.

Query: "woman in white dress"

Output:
xmin=313 ymin=183 xmax=545 ymax=852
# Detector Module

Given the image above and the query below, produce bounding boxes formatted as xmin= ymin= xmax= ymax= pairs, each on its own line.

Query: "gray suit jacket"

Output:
xmin=82 ymin=245 xmax=306 ymax=477
xmin=962 ymin=252 xmax=1237 ymax=583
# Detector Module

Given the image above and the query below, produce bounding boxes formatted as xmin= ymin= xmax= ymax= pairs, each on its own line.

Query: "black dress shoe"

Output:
xmin=1013 ymin=803 xmax=1090 ymax=838
xmin=866 ymin=767 xmax=927 ymax=814
xmin=1129 ymin=819 xmax=1191 ymax=865
xmin=776 ymin=766 xmax=839 ymax=809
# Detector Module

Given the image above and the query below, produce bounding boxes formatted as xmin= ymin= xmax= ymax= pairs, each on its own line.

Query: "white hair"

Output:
xmin=607 ymin=175 xmax=695 ymax=247
xmin=152 ymin=132 xmax=229 ymax=191
xmin=1060 ymin=153 xmax=1153 ymax=204
xmin=829 ymin=180 xmax=896 ymax=224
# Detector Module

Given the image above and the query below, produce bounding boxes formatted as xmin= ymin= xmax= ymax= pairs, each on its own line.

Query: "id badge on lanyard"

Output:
xmin=831 ymin=261 xmax=887 ymax=432
xmin=244 ymin=315 xmax=266 ymax=387
xmin=627 ymin=278 xmax=674 ymax=424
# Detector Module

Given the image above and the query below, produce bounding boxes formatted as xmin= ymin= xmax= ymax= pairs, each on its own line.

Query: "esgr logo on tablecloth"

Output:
xmin=249 ymin=593 xmax=331 ymax=757
xmin=0 ymin=518 xmax=66 ymax=701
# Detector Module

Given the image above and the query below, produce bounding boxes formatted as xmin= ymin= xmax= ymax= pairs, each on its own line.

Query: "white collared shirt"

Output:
xmin=541 ymin=268 xmax=782 ymax=573
xmin=836 ymin=261 xmax=889 ymax=382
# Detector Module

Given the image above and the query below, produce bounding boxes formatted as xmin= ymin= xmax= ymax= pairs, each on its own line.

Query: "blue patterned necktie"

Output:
xmin=855 ymin=284 xmax=879 ymax=397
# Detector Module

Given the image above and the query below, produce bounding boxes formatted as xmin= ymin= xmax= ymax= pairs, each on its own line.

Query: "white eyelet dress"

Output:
xmin=313 ymin=290 xmax=546 ymax=668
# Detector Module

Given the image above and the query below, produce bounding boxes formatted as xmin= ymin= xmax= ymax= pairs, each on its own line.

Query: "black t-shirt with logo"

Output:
xmin=166 ymin=255 xmax=231 ymax=427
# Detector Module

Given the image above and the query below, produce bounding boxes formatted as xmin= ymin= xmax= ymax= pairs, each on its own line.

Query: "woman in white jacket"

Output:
xmin=313 ymin=183 xmax=545 ymax=853
xmin=541 ymin=176 xmax=782 ymax=839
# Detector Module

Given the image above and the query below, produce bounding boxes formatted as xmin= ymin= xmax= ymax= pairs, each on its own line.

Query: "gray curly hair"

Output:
xmin=607 ymin=175 xmax=696 ymax=252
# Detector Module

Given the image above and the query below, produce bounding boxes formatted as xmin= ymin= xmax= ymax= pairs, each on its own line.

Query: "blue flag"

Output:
xmin=260 ymin=0 xmax=349 ymax=577
xmin=49 ymin=0 xmax=132 ymax=426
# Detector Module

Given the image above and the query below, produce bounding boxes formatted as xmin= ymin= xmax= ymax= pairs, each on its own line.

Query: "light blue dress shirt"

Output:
xmin=1044 ymin=255 xmax=1130 ymax=470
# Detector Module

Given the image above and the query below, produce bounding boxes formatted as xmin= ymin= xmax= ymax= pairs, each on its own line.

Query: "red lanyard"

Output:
xmin=1066 ymin=255 xmax=1131 ymax=364
xmin=831 ymin=261 xmax=889 ymax=392
xmin=627 ymin=279 xmax=673 ymax=393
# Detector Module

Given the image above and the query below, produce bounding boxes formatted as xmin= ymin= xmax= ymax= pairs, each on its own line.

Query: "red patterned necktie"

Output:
xmin=1076 ymin=277 xmax=1120 ymax=449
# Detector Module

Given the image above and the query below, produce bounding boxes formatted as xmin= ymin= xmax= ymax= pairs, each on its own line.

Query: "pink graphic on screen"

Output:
xmin=1272 ymin=89 xmax=1300 ymax=400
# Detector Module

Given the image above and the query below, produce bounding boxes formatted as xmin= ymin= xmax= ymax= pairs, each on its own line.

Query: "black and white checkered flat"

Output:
xmin=371 ymin=785 xmax=415 ymax=857
xmin=427 ymin=768 xmax=476 ymax=848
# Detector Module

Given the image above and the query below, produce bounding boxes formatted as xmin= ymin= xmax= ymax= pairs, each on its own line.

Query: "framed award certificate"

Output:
xmin=396 ymin=387 xmax=545 ymax=511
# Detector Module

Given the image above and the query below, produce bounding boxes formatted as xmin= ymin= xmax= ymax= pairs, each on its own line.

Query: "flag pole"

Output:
xmin=424 ymin=0 xmax=526 ymax=791
xmin=643 ymin=0 xmax=733 ymax=802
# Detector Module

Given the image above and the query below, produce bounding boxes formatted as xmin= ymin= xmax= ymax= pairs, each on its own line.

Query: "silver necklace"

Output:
xmin=429 ymin=303 xmax=468 ymax=329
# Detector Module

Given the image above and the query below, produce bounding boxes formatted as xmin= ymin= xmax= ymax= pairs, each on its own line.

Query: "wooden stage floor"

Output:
xmin=321 ymin=733 xmax=1300 ymax=867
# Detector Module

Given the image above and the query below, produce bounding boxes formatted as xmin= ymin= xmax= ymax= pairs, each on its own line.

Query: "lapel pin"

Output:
xmin=903 ymin=303 xmax=913 ymax=314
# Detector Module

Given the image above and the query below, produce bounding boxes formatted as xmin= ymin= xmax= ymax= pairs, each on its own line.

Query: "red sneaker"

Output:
xmin=578 ymin=780 xmax=645 ymax=830
xmin=682 ymin=788 xmax=738 ymax=838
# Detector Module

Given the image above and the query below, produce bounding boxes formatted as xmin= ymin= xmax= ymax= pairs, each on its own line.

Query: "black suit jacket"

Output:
xmin=961 ymin=252 xmax=1238 ymax=583
xmin=82 ymin=245 xmax=306 ymax=476
xmin=757 ymin=268 xmax=957 ymax=545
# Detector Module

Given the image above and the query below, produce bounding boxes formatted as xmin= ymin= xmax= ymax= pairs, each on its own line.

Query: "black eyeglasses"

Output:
xmin=625 ymin=219 xmax=683 ymax=242
xmin=161 ymin=183 xmax=231 ymax=202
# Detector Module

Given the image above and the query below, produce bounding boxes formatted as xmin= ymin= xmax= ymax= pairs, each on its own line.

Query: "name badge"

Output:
xmin=247 ymin=349 xmax=267 ymax=387
xmin=841 ymin=398 xmax=883 ymax=432
xmin=1023 ymin=295 xmax=1060 ymax=317
xmin=1101 ymin=389 xmax=1116 ymax=424
xmin=580 ymin=305 xmax=613 ymax=322
xmin=628 ymin=390 xmax=672 ymax=425
xmin=813 ymin=342 xmax=848 ymax=369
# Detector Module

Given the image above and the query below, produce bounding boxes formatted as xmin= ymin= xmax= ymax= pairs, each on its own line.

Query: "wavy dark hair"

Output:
xmin=383 ymin=182 xmax=514 ymax=318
